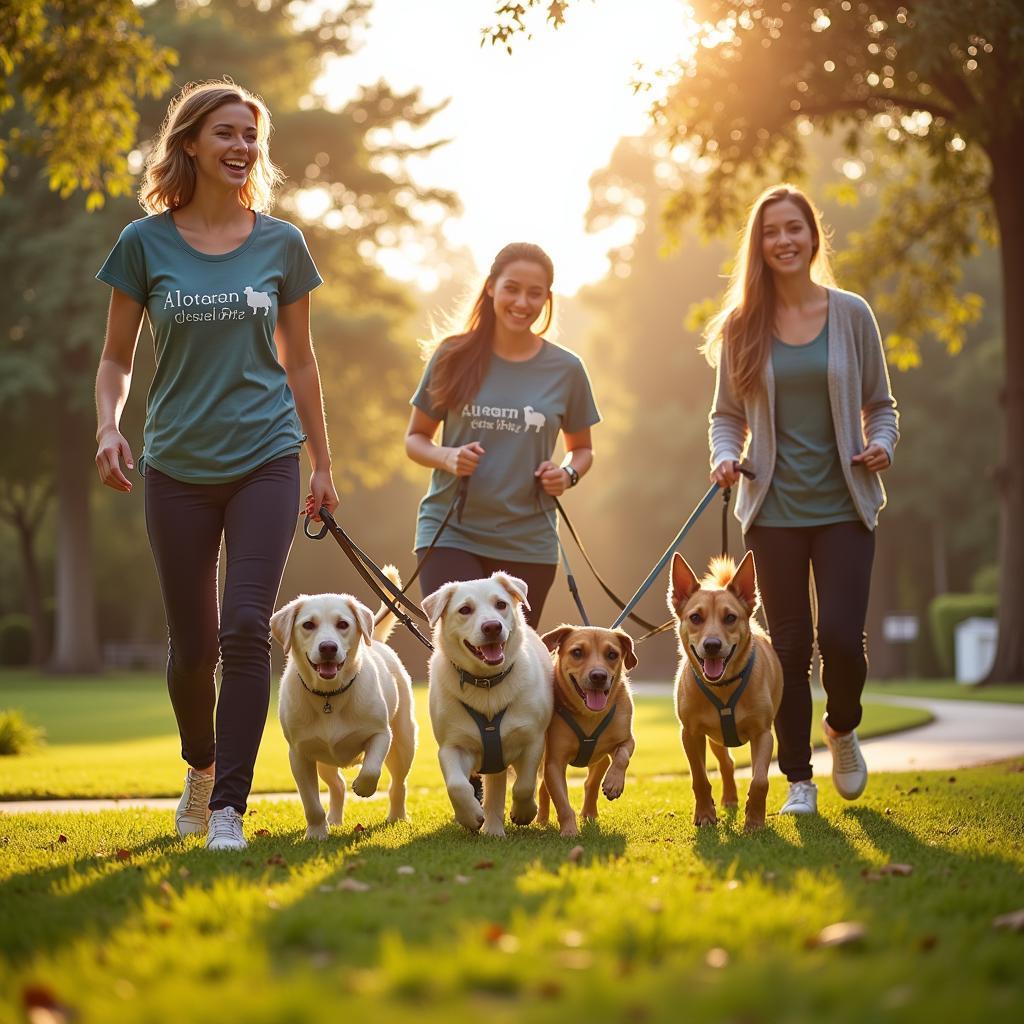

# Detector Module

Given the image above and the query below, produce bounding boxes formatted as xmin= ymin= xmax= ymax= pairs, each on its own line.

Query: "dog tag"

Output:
xmin=323 ymin=700 xmax=332 ymax=713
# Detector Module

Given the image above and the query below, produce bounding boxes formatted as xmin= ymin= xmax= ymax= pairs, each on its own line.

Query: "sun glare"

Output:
xmin=312 ymin=0 xmax=697 ymax=295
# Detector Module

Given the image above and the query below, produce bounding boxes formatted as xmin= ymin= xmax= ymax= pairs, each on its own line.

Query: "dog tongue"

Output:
xmin=584 ymin=689 xmax=609 ymax=712
xmin=479 ymin=642 xmax=505 ymax=665
xmin=317 ymin=662 xmax=339 ymax=680
xmin=703 ymin=657 xmax=725 ymax=681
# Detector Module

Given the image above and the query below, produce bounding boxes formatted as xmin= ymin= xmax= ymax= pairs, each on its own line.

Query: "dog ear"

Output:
xmin=270 ymin=598 xmax=303 ymax=655
xmin=540 ymin=625 xmax=574 ymax=652
xmin=421 ymin=581 xmax=458 ymax=628
xmin=614 ymin=629 xmax=638 ymax=671
xmin=492 ymin=572 xmax=531 ymax=613
xmin=668 ymin=552 xmax=701 ymax=612
xmin=347 ymin=598 xmax=375 ymax=645
xmin=727 ymin=550 xmax=759 ymax=610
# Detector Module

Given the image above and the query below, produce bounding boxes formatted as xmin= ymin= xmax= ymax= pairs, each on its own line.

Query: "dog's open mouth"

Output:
xmin=306 ymin=654 xmax=344 ymax=681
xmin=691 ymin=644 xmax=734 ymax=683
xmin=569 ymin=673 xmax=610 ymax=712
xmin=464 ymin=639 xmax=506 ymax=667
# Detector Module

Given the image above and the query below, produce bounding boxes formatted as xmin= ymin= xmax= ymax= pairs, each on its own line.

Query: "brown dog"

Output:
xmin=537 ymin=626 xmax=638 ymax=837
xmin=668 ymin=551 xmax=782 ymax=830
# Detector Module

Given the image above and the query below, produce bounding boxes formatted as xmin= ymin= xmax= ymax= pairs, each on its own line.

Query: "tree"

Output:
xmin=0 ymin=0 xmax=454 ymax=671
xmin=489 ymin=0 xmax=1024 ymax=681
xmin=0 ymin=0 xmax=175 ymax=207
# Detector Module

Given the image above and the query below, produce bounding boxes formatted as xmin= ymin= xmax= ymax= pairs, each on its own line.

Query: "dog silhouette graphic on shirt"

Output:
xmin=523 ymin=406 xmax=546 ymax=433
xmin=244 ymin=286 xmax=272 ymax=315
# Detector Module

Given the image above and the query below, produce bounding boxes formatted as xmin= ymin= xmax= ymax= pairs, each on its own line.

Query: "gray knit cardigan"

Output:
xmin=709 ymin=287 xmax=899 ymax=533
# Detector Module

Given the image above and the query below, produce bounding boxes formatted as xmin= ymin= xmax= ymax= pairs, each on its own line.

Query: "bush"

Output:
xmin=928 ymin=593 xmax=997 ymax=676
xmin=971 ymin=564 xmax=999 ymax=595
xmin=0 ymin=709 xmax=45 ymax=755
xmin=0 ymin=614 xmax=32 ymax=666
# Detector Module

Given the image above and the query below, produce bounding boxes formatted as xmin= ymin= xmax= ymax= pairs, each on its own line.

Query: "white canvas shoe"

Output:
xmin=779 ymin=779 xmax=818 ymax=815
xmin=175 ymin=767 xmax=214 ymax=837
xmin=206 ymin=807 xmax=247 ymax=851
xmin=823 ymin=714 xmax=868 ymax=799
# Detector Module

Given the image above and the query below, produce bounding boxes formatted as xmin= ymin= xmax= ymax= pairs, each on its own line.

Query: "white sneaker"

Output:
xmin=779 ymin=780 xmax=818 ymax=815
xmin=175 ymin=767 xmax=214 ymax=837
xmin=206 ymin=807 xmax=247 ymax=851
xmin=823 ymin=714 xmax=868 ymax=800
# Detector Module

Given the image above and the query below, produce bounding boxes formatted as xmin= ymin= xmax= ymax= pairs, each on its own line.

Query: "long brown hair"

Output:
xmin=425 ymin=243 xmax=555 ymax=412
xmin=701 ymin=184 xmax=835 ymax=398
xmin=140 ymin=80 xmax=283 ymax=214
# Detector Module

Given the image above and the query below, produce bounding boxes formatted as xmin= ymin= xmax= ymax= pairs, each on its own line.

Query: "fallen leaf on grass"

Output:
xmin=474 ymin=859 xmax=494 ymax=870
xmin=254 ymin=829 xmax=270 ymax=837
xmin=862 ymin=863 xmax=913 ymax=881
xmin=115 ymin=849 xmax=131 ymax=861
xmin=57 ymin=835 xmax=68 ymax=844
xmin=992 ymin=909 xmax=1024 ymax=931
xmin=337 ymin=878 xmax=371 ymax=893
xmin=178 ymin=867 xmax=191 ymax=878
xmin=807 ymin=921 xmax=867 ymax=948
xmin=266 ymin=853 xmax=287 ymax=867
xmin=352 ymin=823 xmax=367 ymax=834
xmin=454 ymin=874 xmax=471 ymax=885
xmin=396 ymin=865 xmax=415 ymax=876
xmin=22 ymin=984 xmax=72 ymax=1024
xmin=567 ymin=845 xmax=584 ymax=863
xmin=484 ymin=923 xmax=505 ymax=944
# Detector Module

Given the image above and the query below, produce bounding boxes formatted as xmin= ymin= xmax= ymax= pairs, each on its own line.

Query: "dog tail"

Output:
xmin=372 ymin=564 xmax=402 ymax=643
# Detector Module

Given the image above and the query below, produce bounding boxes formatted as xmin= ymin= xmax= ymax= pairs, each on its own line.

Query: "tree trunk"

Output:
xmin=49 ymin=397 xmax=102 ymax=674
xmin=13 ymin=510 xmax=48 ymax=666
xmin=987 ymin=143 xmax=1024 ymax=682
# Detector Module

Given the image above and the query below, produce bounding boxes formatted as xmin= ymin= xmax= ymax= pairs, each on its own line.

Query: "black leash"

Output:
xmin=303 ymin=507 xmax=434 ymax=651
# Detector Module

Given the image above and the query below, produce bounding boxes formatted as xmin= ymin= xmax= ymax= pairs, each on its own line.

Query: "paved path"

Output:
xmin=2 ymin=691 xmax=1022 ymax=815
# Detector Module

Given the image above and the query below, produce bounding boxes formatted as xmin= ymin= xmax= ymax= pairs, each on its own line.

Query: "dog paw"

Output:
xmin=559 ymin=819 xmax=579 ymax=838
xmin=482 ymin=819 xmax=507 ymax=838
xmin=510 ymin=798 xmax=538 ymax=826
xmin=351 ymin=772 xmax=380 ymax=798
xmin=304 ymin=821 xmax=330 ymax=841
xmin=385 ymin=813 xmax=409 ymax=825
xmin=602 ymin=773 xmax=625 ymax=800
xmin=744 ymin=814 xmax=766 ymax=832
xmin=455 ymin=803 xmax=485 ymax=832
xmin=326 ymin=808 xmax=345 ymax=826
xmin=693 ymin=806 xmax=718 ymax=827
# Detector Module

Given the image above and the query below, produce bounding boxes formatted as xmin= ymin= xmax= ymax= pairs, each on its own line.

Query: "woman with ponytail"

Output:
xmin=405 ymin=243 xmax=600 ymax=628
xmin=704 ymin=185 xmax=898 ymax=815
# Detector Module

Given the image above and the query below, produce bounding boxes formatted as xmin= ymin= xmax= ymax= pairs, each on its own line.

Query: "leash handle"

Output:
xmin=303 ymin=515 xmax=329 ymax=540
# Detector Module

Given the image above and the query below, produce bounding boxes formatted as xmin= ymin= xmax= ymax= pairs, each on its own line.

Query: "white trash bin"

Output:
xmin=954 ymin=617 xmax=997 ymax=685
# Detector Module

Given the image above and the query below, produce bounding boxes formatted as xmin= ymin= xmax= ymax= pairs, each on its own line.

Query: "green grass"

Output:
xmin=866 ymin=679 xmax=1024 ymax=704
xmin=0 ymin=671 xmax=931 ymax=800
xmin=1 ymin=762 xmax=1023 ymax=1023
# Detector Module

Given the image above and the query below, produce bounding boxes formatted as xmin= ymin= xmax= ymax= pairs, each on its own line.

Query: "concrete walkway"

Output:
xmin=2 ymin=691 xmax=1022 ymax=815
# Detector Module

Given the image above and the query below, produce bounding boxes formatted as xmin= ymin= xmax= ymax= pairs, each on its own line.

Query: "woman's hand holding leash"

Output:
xmin=535 ymin=459 xmax=570 ymax=496
xmin=851 ymin=443 xmax=890 ymax=473
xmin=711 ymin=460 xmax=742 ymax=488
xmin=304 ymin=468 xmax=339 ymax=523
xmin=95 ymin=426 xmax=135 ymax=493
xmin=445 ymin=442 xmax=485 ymax=477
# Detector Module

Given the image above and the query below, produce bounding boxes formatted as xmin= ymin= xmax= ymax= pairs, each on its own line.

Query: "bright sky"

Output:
xmin=311 ymin=0 xmax=695 ymax=294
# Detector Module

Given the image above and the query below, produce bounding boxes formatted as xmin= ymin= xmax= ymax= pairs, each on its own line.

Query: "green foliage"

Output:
xmin=928 ymin=593 xmax=997 ymax=675
xmin=972 ymin=564 xmax=999 ymax=595
xmin=0 ymin=0 xmax=176 ymax=204
xmin=0 ymin=707 xmax=43 ymax=753
xmin=0 ymin=614 xmax=32 ymax=666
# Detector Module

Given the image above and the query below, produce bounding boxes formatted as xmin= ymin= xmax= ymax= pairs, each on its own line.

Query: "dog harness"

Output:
xmin=690 ymin=650 xmax=756 ymax=748
xmin=459 ymin=703 xmax=509 ymax=775
xmin=555 ymin=704 xmax=618 ymax=768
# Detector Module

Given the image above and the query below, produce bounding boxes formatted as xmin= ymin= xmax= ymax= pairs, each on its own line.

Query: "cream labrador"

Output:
xmin=421 ymin=572 xmax=553 ymax=837
xmin=270 ymin=570 xmax=417 ymax=839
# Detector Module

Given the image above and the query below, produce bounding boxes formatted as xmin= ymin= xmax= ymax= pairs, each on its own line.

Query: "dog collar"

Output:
xmin=300 ymin=675 xmax=354 ymax=713
xmin=454 ymin=662 xmax=515 ymax=690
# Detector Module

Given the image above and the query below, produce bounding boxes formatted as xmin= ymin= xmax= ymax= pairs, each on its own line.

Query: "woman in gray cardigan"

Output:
xmin=703 ymin=184 xmax=898 ymax=816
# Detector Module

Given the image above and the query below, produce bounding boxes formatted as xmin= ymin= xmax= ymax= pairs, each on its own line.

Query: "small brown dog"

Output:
xmin=668 ymin=551 xmax=782 ymax=830
xmin=537 ymin=626 xmax=637 ymax=837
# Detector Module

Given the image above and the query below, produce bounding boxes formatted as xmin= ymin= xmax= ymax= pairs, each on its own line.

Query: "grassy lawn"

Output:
xmin=866 ymin=679 xmax=1024 ymax=704
xmin=0 ymin=671 xmax=931 ymax=800
xmin=1 ymin=762 xmax=1023 ymax=1023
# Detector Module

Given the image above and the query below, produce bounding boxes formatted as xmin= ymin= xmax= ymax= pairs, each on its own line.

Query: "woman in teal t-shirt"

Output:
xmin=704 ymin=184 xmax=898 ymax=817
xmin=405 ymin=243 xmax=601 ymax=629
xmin=94 ymin=81 xmax=338 ymax=852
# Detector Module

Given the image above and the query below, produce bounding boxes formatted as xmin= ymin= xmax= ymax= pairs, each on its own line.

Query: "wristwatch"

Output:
xmin=563 ymin=464 xmax=580 ymax=488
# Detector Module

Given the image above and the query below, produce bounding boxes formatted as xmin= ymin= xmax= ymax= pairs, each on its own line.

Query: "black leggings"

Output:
xmin=145 ymin=455 xmax=299 ymax=813
xmin=415 ymin=547 xmax=557 ymax=631
xmin=744 ymin=520 xmax=876 ymax=783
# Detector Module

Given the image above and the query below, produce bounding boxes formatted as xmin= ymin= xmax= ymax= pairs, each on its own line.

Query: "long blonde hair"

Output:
xmin=140 ymin=80 xmax=283 ymax=214
xmin=702 ymin=184 xmax=836 ymax=398
xmin=425 ymin=243 xmax=555 ymax=413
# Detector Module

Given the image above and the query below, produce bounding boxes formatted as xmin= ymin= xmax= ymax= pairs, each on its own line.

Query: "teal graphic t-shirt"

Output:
xmin=412 ymin=341 xmax=600 ymax=563
xmin=97 ymin=211 xmax=322 ymax=483
xmin=755 ymin=322 xmax=859 ymax=527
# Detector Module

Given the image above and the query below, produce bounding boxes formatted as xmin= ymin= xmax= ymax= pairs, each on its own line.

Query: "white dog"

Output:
xmin=270 ymin=571 xmax=416 ymax=839
xmin=421 ymin=573 xmax=553 ymax=837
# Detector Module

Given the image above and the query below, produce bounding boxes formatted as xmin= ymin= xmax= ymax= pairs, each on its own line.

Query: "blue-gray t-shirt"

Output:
xmin=96 ymin=211 xmax=322 ymax=483
xmin=412 ymin=340 xmax=601 ymax=563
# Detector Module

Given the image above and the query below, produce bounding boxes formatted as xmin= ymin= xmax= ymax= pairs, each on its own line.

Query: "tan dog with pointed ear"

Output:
xmin=270 ymin=569 xmax=417 ymax=840
xmin=537 ymin=626 xmax=638 ymax=837
xmin=668 ymin=551 xmax=782 ymax=831
xmin=421 ymin=572 xmax=553 ymax=838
